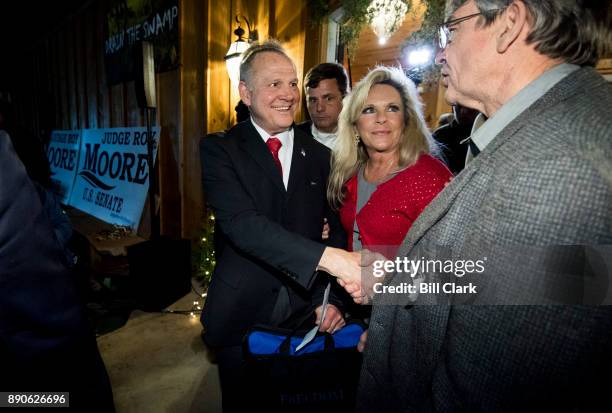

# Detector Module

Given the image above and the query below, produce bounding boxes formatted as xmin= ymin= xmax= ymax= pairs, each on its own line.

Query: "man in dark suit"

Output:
xmin=340 ymin=1 xmax=612 ymax=411
xmin=296 ymin=62 xmax=349 ymax=150
xmin=0 ymin=131 xmax=114 ymax=411
xmin=431 ymin=104 xmax=478 ymax=174
xmin=200 ymin=40 xmax=361 ymax=412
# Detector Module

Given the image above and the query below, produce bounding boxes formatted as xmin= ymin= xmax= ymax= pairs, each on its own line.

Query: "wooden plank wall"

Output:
xmin=179 ymin=0 xmax=206 ymax=240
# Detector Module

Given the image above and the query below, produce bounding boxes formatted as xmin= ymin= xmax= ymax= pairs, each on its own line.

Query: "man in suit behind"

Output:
xmin=349 ymin=1 xmax=612 ymax=411
xmin=199 ymin=40 xmax=361 ymax=412
xmin=431 ymin=104 xmax=479 ymax=174
xmin=296 ymin=62 xmax=349 ymax=150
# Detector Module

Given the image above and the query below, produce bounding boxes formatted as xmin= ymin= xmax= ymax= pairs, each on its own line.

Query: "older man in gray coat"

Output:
xmin=338 ymin=1 xmax=612 ymax=411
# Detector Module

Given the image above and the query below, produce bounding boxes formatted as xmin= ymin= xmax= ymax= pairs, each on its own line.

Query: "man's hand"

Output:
xmin=321 ymin=218 xmax=330 ymax=240
xmin=315 ymin=304 xmax=345 ymax=333
xmin=337 ymin=278 xmax=370 ymax=304
xmin=317 ymin=247 xmax=362 ymax=284
xmin=333 ymin=249 xmax=387 ymax=305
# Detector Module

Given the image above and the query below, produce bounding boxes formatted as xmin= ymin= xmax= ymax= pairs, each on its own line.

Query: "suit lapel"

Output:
xmin=239 ymin=121 xmax=286 ymax=193
xmin=286 ymin=130 xmax=308 ymax=198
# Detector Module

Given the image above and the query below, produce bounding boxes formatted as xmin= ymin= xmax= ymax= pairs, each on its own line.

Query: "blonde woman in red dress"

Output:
xmin=328 ymin=66 xmax=452 ymax=259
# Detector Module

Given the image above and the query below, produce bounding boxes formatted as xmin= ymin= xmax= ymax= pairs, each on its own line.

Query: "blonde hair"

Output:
xmin=327 ymin=66 xmax=437 ymax=209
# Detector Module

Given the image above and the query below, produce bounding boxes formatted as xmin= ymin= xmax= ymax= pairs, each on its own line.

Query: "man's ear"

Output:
xmin=496 ymin=1 xmax=528 ymax=53
xmin=238 ymin=81 xmax=251 ymax=106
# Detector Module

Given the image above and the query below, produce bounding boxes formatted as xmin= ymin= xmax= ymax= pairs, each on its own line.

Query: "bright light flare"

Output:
xmin=407 ymin=48 xmax=432 ymax=66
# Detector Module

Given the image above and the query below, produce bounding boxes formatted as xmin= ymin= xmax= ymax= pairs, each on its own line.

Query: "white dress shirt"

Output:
xmin=310 ymin=123 xmax=338 ymax=150
xmin=251 ymin=117 xmax=294 ymax=189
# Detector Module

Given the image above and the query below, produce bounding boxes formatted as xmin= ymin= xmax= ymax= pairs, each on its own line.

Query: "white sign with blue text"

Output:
xmin=47 ymin=130 xmax=82 ymax=204
xmin=68 ymin=127 xmax=160 ymax=228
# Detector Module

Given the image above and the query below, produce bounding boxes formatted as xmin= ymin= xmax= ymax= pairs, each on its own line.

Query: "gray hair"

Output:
xmin=239 ymin=40 xmax=294 ymax=85
xmin=447 ymin=0 xmax=611 ymax=66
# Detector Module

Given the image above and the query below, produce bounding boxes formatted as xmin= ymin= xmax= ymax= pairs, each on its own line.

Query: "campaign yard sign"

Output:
xmin=69 ymin=127 xmax=160 ymax=228
xmin=47 ymin=130 xmax=82 ymax=204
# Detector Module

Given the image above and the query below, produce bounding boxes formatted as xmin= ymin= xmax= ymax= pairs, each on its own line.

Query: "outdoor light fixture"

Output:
xmin=225 ymin=15 xmax=258 ymax=86
xmin=407 ymin=47 xmax=432 ymax=67
xmin=366 ymin=0 xmax=408 ymax=45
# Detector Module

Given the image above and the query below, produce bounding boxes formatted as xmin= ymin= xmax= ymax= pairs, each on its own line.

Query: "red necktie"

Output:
xmin=266 ymin=137 xmax=283 ymax=177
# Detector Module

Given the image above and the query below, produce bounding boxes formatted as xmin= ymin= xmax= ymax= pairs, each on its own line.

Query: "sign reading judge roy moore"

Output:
xmin=48 ymin=130 xmax=82 ymax=204
xmin=69 ymin=127 xmax=160 ymax=228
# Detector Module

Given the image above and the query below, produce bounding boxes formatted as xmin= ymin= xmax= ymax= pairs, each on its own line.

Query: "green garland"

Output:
xmin=339 ymin=0 xmax=378 ymax=52
xmin=342 ymin=0 xmax=413 ymax=53
xmin=310 ymin=0 xmax=412 ymax=53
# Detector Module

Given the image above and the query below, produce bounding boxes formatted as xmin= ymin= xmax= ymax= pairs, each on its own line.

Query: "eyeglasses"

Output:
xmin=437 ymin=10 xmax=501 ymax=49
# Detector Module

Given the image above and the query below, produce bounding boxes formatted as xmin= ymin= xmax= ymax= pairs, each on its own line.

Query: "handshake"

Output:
xmin=317 ymin=247 xmax=387 ymax=305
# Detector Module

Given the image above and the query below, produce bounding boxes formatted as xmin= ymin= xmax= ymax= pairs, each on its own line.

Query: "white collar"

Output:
xmin=311 ymin=123 xmax=338 ymax=149
xmin=250 ymin=117 xmax=293 ymax=145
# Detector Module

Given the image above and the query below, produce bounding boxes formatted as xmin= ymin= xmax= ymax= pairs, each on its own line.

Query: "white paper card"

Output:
xmin=295 ymin=282 xmax=331 ymax=352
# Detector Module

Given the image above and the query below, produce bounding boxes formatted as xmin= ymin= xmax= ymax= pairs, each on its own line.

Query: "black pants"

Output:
xmin=216 ymin=345 xmax=249 ymax=413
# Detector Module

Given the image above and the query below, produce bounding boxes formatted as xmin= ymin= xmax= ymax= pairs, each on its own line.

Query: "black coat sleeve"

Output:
xmin=0 ymin=132 xmax=113 ymax=409
xmin=311 ymin=156 xmax=351 ymax=312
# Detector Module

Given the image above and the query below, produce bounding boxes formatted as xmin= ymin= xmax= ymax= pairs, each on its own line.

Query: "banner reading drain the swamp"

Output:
xmin=69 ymin=127 xmax=160 ymax=228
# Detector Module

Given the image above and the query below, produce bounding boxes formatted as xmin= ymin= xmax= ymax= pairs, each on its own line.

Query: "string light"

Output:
xmin=197 ymin=209 xmax=216 ymax=287
xmin=161 ymin=287 xmax=206 ymax=318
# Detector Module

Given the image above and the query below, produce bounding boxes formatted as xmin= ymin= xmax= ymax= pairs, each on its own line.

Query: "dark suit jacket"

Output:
xmin=0 ymin=131 xmax=114 ymax=410
xmin=358 ymin=67 xmax=612 ymax=412
xmin=295 ymin=120 xmax=312 ymax=137
xmin=431 ymin=120 xmax=471 ymax=175
xmin=200 ymin=120 xmax=346 ymax=347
